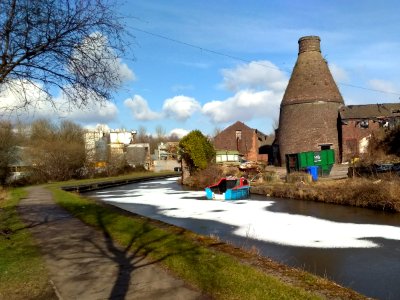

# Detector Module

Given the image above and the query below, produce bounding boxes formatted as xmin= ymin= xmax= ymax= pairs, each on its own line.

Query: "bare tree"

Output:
xmin=155 ymin=125 xmax=166 ymax=142
xmin=136 ymin=126 xmax=148 ymax=143
xmin=0 ymin=0 xmax=130 ymax=111
xmin=0 ymin=121 xmax=16 ymax=184
xmin=27 ymin=119 xmax=86 ymax=182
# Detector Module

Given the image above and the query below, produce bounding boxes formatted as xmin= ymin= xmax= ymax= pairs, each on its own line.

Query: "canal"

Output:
xmin=86 ymin=177 xmax=400 ymax=299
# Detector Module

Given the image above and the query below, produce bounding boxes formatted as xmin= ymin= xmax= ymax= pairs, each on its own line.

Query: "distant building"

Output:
xmin=7 ymin=146 xmax=30 ymax=183
xmin=339 ymin=103 xmax=400 ymax=162
xmin=213 ymin=121 xmax=273 ymax=163
xmin=155 ymin=142 xmax=179 ymax=160
xmin=84 ymin=127 xmax=148 ymax=168
xmin=126 ymin=143 xmax=151 ymax=170
xmin=152 ymin=142 xmax=180 ymax=172
xmin=84 ymin=129 xmax=107 ymax=162
xmin=109 ymin=130 xmax=136 ymax=145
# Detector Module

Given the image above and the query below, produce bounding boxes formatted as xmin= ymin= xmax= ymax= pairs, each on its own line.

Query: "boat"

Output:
xmin=205 ymin=176 xmax=250 ymax=200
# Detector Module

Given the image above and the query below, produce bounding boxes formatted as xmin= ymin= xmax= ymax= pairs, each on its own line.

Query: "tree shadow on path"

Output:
xmin=90 ymin=210 xmax=202 ymax=299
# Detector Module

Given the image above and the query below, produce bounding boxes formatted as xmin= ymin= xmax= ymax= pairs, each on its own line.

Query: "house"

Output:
xmin=152 ymin=142 xmax=180 ymax=172
xmin=126 ymin=143 xmax=151 ymax=170
xmin=339 ymin=103 xmax=400 ymax=162
xmin=155 ymin=142 xmax=179 ymax=160
xmin=213 ymin=121 xmax=273 ymax=163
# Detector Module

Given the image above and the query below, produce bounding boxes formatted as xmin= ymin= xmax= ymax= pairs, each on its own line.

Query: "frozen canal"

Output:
xmin=87 ymin=177 xmax=400 ymax=299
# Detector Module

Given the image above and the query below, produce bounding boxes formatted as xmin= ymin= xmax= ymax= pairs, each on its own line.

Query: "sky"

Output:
xmin=1 ymin=0 xmax=400 ymax=137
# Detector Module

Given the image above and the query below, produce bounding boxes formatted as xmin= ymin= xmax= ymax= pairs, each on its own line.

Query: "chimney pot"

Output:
xmin=298 ymin=36 xmax=321 ymax=54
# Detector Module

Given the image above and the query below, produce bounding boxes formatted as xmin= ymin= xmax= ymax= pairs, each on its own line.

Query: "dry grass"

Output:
xmin=0 ymin=187 xmax=6 ymax=202
xmin=252 ymin=177 xmax=400 ymax=212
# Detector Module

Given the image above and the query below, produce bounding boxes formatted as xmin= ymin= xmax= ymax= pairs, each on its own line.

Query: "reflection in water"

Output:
xmin=87 ymin=178 xmax=400 ymax=299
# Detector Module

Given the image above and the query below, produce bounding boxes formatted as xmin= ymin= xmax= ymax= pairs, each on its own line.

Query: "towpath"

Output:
xmin=18 ymin=186 xmax=208 ymax=300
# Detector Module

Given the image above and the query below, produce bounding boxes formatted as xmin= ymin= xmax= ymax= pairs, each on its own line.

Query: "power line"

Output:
xmin=338 ymin=83 xmax=400 ymax=97
xmin=131 ymin=27 xmax=400 ymax=97
xmin=130 ymin=27 xmax=284 ymax=72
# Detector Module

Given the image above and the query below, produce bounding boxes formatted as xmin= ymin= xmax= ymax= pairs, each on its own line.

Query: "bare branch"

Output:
xmin=0 ymin=0 xmax=132 ymax=112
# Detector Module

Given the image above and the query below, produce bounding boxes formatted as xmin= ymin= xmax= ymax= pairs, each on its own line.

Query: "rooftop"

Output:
xmin=340 ymin=103 xmax=400 ymax=119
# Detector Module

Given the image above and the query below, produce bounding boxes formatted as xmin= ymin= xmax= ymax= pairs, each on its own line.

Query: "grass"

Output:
xmin=48 ymin=177 xmax=366 ymax=300
xmin=58 ymin=170 xmax=177 ymax=187
xmin=0 ymin=188 xmax=55 ymax=300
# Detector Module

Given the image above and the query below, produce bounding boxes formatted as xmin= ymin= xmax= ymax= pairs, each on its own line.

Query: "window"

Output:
xmin=235 ymin=130 xmax=242 ymax=140
xmin=359 ymin=120 xmax=369 ymax=129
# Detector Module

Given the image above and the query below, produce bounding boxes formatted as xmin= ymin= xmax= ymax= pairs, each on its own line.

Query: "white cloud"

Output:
xmin=124 ymin=95 xmax=161 ymax=121
xmin=329 ymin=63 xmax=349 ymax=83
xmin=169 ymin=128 xmax=189 ymax=138
xmin=60 ymin=100 xmax=118 ymax=124
xmin=162 ymin=95 xmax=201 ymax=121
xmin=71 ymin=32 xmax=135 ymax=87
xmin=117 ymin=58 xmax=136 ymax=82
xmin=202 ymin=60 xmax=287 ymax=124
xmin=202 ymin=89 xmax=282 ymax=123
xmin=0 ymin=80 xmax=49 ymax=112
xmin=0 ymin=80 xmax=57 ymax=121
xmin=220 ymin=60 xmax=288 ymax=92
xmin=368 ymin=79 xmax=398 ymax=94
xmin=0 ymin=80 xmax=119 ymax=124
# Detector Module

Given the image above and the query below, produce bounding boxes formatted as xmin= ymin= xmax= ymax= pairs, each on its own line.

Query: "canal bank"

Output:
xmin=250 ymin=176 xmax=400 ymax=212
xmin=52 ymin=174 xmax=369 ymax=299
xmin=85 ymin=177 xmax=400 ymax=299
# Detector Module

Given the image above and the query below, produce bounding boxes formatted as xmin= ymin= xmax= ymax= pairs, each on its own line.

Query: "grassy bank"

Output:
xmin=251 ymin=177 xmax=400 ymax=212
xmin=48 ymin=178 xmax=366 ymax=299
xmin=58 ymin=170 xmax=178 ymax=187
xmin=0 ymin=188 xmax=55 ymax=300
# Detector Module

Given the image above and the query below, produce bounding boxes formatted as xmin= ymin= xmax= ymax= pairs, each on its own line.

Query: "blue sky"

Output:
xmin=2 ymin=0 xmax=400 ymax=137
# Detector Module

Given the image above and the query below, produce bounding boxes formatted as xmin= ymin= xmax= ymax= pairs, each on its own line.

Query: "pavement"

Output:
xmin=18 ymin=186 xmax=208 ymax=300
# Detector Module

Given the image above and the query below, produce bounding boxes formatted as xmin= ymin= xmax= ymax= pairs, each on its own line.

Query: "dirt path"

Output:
xmin=18 ymin=186 xmax=207 ymax=300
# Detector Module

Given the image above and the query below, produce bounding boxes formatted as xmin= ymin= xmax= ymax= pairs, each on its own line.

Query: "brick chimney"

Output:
xmin=298 ymin=36 xmax=321 ymax=53
xmin=278 ymin=36 xmax=344 ymax=164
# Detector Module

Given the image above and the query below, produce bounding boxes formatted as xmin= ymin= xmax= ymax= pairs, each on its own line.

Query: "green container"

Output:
xmin=298 ymin=152 xmax=307 ymax=168
xmin=286 ymin=149 xmax=335 ymax=175
xmin=319 ymin=149 xmax=335 ymax=175
xmin=327 ymin=149 xmax=335 ymax=164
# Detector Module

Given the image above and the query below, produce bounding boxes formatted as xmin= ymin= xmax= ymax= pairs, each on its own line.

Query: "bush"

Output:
xmin=183 ymin=164 xmax=224 ymax=188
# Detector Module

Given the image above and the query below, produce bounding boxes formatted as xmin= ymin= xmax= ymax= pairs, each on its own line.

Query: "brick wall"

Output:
xmin=213 ymin=121 xmax=267 ymax=162
xmin=341 ymin=119 xmax=381 ymax=162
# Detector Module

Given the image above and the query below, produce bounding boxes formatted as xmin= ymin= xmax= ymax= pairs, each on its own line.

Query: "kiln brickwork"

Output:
xmin=278 ymin=36 xmax=344 ymax=163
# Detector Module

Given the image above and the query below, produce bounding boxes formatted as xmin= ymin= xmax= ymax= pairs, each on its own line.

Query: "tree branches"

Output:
xmin=0 ymin=0 xmax=130 ymax=110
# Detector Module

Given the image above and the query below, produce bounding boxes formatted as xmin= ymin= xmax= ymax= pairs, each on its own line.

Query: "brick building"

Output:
xmin=339 ymin=103 xmax=400 ymax=162
xmin=213 ymin=121 xmax=273 ymax=163
xmin=278 ymin=36 xmax=344 ymax=164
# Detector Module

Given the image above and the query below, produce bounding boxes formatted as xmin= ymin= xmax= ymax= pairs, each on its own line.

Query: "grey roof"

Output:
xmin=339 ymin=103 xmax=400 ymax=120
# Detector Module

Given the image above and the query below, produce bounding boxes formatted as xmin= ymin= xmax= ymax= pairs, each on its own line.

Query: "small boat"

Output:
xmin=205 ymin=176 xmax=250 ymax=200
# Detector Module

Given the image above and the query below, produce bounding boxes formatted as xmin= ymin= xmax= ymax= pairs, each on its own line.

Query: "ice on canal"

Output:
xmin=93 ymin=178 xmax=400 ymax=249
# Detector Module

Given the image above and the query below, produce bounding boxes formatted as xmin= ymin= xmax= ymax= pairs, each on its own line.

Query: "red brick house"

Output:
xmin=339 ymin=103 xmax=400 ymax=162
xmin=213 ymin=121 xmax=273 ymax=163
